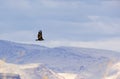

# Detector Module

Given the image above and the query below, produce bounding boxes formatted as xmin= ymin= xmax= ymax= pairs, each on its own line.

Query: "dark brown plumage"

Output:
xmin=36 ymin=30 xmax=44 ymax=41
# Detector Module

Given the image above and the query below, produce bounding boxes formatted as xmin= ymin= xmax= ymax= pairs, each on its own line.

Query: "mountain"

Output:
xmin=104 ymin=62 xmax=120 ymax=79
xmin=75 ymin=62 xmax=120 ymax=79
xmin=0 ymin=60 xmax=64 ymax=79
xmin=0 ymin=40 xmax=120 ymax=79
xmin=0 ymin=73 xmax=21 ymax=79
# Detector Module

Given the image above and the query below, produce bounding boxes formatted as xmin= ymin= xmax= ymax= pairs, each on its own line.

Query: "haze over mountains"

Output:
xmin=0 ymin=40 xmax=120 ymax=79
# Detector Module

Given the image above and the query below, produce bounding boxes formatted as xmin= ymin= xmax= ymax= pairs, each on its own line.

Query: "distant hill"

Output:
xmin=0 ymin=40 xmax=120 ymax=75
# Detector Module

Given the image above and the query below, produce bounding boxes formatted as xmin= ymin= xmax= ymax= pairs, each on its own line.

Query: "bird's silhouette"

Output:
xmin=36 ymin=30 xmax=44 ymax=41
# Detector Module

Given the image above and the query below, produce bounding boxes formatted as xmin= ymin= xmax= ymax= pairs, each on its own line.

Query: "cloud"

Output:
xmin=87 ymin=16 xmax=120 ymax=34
xmin=0 ymin=0 xmax=31 ymax=10
xmin=102 ymin=0 xmax=120 ymax=8
xmin=0 ymin=16 xmax=120 ymax=42
xmin=0 ymin=30 xmax=36 ymax=42
xmin=0 ymin=0 xmax=119 ymax=21
xmin=0 ymin=0 xmax=120 ymax=52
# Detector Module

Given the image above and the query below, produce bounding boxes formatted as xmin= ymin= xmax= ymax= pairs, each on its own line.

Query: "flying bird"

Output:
xmin=36 ymin=30 xmax=44 ymax=41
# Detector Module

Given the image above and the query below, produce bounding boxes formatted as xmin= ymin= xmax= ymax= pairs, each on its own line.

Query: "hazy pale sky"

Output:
xmin=0 ymin=0 xmax=120 ymax=51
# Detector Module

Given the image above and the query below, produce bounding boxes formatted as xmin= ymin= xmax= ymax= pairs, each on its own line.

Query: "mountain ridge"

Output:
xmin=0 ymin=40 xmax=120 ymax=74
xmin=0 ymin=60 xmax=64 ymax=79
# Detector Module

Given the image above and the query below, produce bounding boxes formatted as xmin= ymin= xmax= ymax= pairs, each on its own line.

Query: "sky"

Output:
xmin=0 ymin=0 xmax=120 ymax=52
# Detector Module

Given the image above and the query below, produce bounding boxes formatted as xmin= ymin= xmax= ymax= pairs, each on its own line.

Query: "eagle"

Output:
xmin=36 ymin=30 xmax=44 ymax=41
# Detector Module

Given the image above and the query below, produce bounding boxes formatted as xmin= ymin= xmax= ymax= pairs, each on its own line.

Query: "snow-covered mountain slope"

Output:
xmin=0 ymin=40 xmax=120 ymax=74
xmin=103 ymin=62 xmax=120 ymax=79
xmin=0 ymin=60 xmax=64 ymax=79
xmin=75 ymin=62 xmax=120 ymax=79
xmin=58 ymin=73 xmax=77 ymax=79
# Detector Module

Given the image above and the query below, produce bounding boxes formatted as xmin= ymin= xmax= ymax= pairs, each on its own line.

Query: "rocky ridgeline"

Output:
xmin=0 ymin=73 xmax=21 ymax=79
